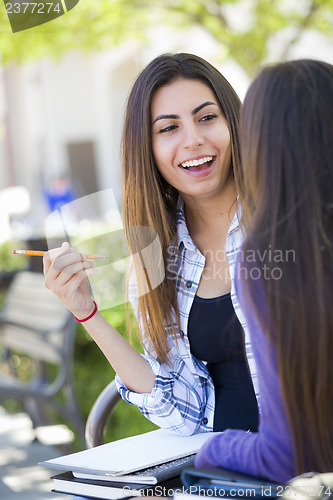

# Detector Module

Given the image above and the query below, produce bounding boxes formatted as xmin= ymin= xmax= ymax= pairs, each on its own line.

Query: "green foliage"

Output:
xmin=0 ymin=239 xmax=28 ymax=272
xmin=162 ymin=0 xmax=333 ymax=76
xmin=0 ymin=0 xmax=150 ymax=64
xmin=0 ymin=0 xmax=332 ymax=76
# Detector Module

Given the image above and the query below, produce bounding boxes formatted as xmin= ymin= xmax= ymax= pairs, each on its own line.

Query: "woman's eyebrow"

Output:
xmin=192 ymin=101 xmax=217 ymax=115
xmin=152 ymin=101 xmax=218 ymax=125
xmin=152 ymin=113 xmax=179 ymax=125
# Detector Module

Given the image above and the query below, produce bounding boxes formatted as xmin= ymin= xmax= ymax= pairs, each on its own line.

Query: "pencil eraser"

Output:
xmin=12 ymin=250 xmax=17 ymax=254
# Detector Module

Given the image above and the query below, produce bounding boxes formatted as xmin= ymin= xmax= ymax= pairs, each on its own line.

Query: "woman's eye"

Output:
xmin=200 ymin=114 xmax=217 ymax=122
xmin=159 ymin=124 xmax=178 ymax=134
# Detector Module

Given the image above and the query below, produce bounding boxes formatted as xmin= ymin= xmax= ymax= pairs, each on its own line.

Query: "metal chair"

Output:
xmin=0 ymin=270 xmax=85 ymax=441
xmin=85 ymin=379 xmax=121 ymax=448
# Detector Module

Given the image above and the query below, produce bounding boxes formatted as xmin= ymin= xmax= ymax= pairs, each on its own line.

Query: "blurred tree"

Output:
xmin=0 ymin=0 xmax=332 ymax=76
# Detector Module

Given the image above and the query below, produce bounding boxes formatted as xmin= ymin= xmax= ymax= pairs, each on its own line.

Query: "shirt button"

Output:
xmin=186 ymin=280 xmax=192 ymax=289
xmin=202 ymin=417 xmax=208 ymax=425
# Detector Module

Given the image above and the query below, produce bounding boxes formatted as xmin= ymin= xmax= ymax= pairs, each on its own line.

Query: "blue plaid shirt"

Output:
xmin=116 ymin=197 xmax=259 ymax=436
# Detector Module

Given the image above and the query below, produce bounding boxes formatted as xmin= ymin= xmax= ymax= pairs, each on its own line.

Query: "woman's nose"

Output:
xmin=183 ymin=124 xmax=204 ymax=150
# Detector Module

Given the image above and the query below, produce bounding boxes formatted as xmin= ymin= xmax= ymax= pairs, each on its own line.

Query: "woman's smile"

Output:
xmin=178 ymin=155 xmax=216 ymax=177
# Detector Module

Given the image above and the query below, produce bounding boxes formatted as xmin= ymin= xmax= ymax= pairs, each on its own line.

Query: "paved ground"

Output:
xmin=0 ymin=407 xmax=73 ymax=500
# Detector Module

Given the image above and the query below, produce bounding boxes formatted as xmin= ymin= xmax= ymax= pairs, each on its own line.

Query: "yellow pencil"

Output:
xmin=13 ymin=250 xmax=107 ymax=259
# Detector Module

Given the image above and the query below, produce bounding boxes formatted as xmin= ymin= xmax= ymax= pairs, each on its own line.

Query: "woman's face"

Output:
xmin=151 ymin=78 xmax=231 ymax=201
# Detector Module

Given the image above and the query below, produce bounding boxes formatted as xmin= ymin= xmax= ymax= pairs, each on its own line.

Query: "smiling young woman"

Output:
xmin=150 ymin=78 xmax=236 ymax=301
xmin=44 ymin=53 xmax=259 ymax=437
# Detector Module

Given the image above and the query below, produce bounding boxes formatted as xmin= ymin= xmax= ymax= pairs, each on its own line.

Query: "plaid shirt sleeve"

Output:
xmin=116 ymin=198 xmax=259 ymax=435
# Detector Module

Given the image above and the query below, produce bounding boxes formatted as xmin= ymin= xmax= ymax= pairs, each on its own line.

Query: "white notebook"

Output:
xmin=40 ymin=429 xmax=216 ymax=477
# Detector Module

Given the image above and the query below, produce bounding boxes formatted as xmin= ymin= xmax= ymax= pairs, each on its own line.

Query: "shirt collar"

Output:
xmin=176 ymin=196 xmax=197 ymax=251
xmin=228 ymin=203 xmax=240 ymax=235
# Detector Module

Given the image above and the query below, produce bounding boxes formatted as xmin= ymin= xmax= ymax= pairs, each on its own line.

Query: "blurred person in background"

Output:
xmin=44 ymin=174 xmax=76 ymax=213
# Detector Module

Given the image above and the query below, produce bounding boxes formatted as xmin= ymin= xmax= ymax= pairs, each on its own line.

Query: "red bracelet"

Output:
xmin=74 ymin=301 xmax=98 ymax=323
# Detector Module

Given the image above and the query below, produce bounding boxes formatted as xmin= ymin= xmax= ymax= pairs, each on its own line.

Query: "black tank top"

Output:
xmin=188 ymin=293 xmax=259 ymax=432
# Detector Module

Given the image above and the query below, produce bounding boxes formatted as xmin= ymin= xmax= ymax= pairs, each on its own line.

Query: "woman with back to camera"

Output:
xmin=195 ymin=59 xmax=333 ymax=482
xmin=43 ymin=53 xmax=259 ymax=436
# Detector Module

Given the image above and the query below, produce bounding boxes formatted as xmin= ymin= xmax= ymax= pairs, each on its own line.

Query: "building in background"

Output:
xmin=0 ymin=21 xmax=332 ymax=245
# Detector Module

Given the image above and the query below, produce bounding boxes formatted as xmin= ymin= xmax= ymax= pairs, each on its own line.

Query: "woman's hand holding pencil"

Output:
xmin=41 ymin=241 xmax=156 ymax=394
xmin=42 ymin=242 xmax=100 ymax=321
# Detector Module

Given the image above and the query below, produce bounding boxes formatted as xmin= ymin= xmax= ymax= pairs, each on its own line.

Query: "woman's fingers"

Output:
xmin=44 ymin=243 xmax=97 ymax=289
xmin=51 ymin=259 xmax=95 ymax=287
xmin=43 ymin=242 xmax=100 ymax=315
xmin=63 ymin=266 xmax=99 ymax=293
xmin=43 ymin=241 xmax=71 ymax=275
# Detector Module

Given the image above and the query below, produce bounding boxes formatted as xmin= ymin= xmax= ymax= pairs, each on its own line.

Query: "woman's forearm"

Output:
xmin=81 ymin=311 xmax=156 ymax=394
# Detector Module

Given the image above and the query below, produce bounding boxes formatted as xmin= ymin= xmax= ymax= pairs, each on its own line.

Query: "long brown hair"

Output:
xmin=238 ymin=60 xmax=333 ymax=473
xmin=122 ymin=53 xmax=241 ymax=364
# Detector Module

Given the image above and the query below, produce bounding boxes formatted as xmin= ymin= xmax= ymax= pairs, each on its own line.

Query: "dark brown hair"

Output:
xmin=239 ymin=59 xmax=333 ymax=473
xmin=122 ymin=53 xmax=241 ymax=363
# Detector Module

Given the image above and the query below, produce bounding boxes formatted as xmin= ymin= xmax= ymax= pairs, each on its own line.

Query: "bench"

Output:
xmin=0 ymin=270 xmax=85 ymax=441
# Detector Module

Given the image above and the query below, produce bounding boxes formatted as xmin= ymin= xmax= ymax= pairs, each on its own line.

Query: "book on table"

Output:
xmin=51 ymin=471 xmax=178 ymax=499
xmin=39 ymin=428 xmax=216 ymax=498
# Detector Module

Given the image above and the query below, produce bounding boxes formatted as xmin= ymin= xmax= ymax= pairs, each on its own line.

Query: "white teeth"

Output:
xmin=181 ymin=156 xmax=213 ymax=168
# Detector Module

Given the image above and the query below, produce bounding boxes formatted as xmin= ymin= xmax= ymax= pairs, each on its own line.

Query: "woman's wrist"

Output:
xmin=74 ymin=301 xmax=98 ymax=322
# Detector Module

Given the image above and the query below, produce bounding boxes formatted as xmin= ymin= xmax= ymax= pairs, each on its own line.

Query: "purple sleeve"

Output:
xmin=195 ymin=272 xmax=296 ymax=484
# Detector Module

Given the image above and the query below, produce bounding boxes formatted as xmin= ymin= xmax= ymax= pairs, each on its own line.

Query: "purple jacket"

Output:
xmin=195 ymin=268 xmax=296 ymax=484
